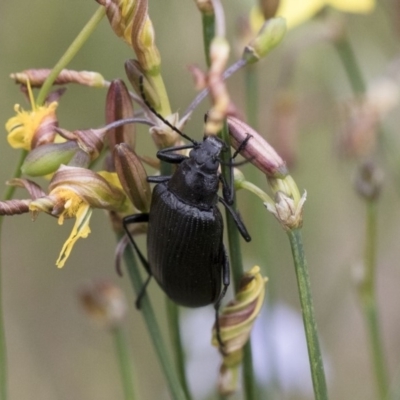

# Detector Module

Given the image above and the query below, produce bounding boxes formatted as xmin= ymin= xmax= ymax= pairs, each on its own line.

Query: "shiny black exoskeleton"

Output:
xmin=123 ymin=135 xmax=251 ymax=311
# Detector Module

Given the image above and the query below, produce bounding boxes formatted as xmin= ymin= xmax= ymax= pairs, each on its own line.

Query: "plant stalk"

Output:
xmin=36 ymin=6 xmax=106 ymax=105
xmin=358 ymin=201 xmax=388 ymax=399
xmin=287 ymin=228 xmax=328 ymax=400
xmin=121 ymin=241 xmax=187 ymax=400
xmin=112 ymin=327 xmax=137 ymax=400
xmin=220 ymin=123 xmax=256 ymax=400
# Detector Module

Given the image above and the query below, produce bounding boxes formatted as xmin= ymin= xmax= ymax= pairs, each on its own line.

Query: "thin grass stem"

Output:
xmin=287 ymin=228 xmax=328 ymax=400
xmin=36 ymin=6 xmax=106 ymax=106
xmin=112 ymin=327 xmax=137 ymax=400
xmin=121 ymin=241 xmax=187 ymax=400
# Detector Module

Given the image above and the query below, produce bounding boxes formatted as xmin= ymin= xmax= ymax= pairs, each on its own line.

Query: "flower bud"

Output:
xmin=227 ymin=116 xmax=287 ymax=178
xmin=114 ymin=143 xmax=151 ymax=212
xmin=10 ymin=69 xmax=106 ymax=88
xmin=106 ymin=79 xmax=136 ymax=151
xmin=79 ymin=280 xmax=127 ymax=330
xmin=212 ymin=266 xmax=268 ymax=395
xmin=265 ymin=176 xmax=307 ymax=231
xmin=21 ymin=141 xmax=80 ymax=176
xmin=243 ymin=17 xmax=286 ymax=64
xmin=354 ymin=161 xmax=384 ymax=201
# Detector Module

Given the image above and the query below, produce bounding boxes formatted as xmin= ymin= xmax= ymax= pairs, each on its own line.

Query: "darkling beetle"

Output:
xmin=123 ymin=79 xmax=251 ymax=346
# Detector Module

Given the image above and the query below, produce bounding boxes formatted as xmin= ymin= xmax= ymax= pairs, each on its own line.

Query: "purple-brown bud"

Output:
xmin=106 ymin=79 xmax=136 ymax=151
xmin=227 ymin=116 xmax=287 ymax=178
xmin=114 ymin=143 xmax=151 ymax=213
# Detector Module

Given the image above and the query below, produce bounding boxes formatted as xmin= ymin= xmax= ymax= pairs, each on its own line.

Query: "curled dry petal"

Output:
xmin=106 ymin=79 xmax=136 ymax=151
xmin=0 ymin=200 xmax=31 ymax=216
xmin=212 ymin=266 xmax=268 ymax=395
xmin=10 ymin=69 xmax=106 ymax=88
xmin=227 ymin=116 xmax=287 ymax=178
xmin=7 ymin=178 xmax=46 ymax=200
xmin=114 ymin=143 xmax=151 ymax=213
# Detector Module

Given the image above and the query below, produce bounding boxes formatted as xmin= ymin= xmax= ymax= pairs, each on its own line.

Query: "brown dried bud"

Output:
xmin=193 ymin=0 xmax=214 ymax=15
xmin=79 ymin=280 xmax=127 ymax=330
xmin=114 ymin=143 xmax=151 ymax=213
xmin=106 ymin=79 xmax=136 ymax=152
xmin=10 ymin=69 xmax=106 ymax=88
xmin=227 ymin=116 xmax=287 ymax=178
xmin=259 ymin=0 xmax=280 ymax=20
xmin=354 ymin=161 xmax=384 ymax=201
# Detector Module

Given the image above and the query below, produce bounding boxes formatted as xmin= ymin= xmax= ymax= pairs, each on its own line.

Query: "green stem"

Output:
xmin=220 ymin=123 xmax=256 ymax=400
xmin=244 ymin=65 xmax=258 ymax=129
xmin=358 ymin=201 xmax=388 ymax=399
xmin=121 ymin=240 xmax=187 ymax=400
xmin=0 ymin=149 xmax=27 ymax=400
xmin=147 ymin=73 xmax=171 ymax=116
xmin=334 ymin=37 xmax=366 ymax=95
xmin=166 ymin=300 xmax=192 ymax=400
xmin=36 ymin=6 xmax=106 ymax=106
xmin=201 ymin=13 xmax=215 ymax=67
xmin=287 ymin=229 xmax=328 ymax=400
xmin=112 ymin=327 xmax=137 ymax=400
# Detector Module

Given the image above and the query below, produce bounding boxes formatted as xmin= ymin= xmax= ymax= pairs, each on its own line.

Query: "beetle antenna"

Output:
xmin=139 ymin=76 xmax=197 ymax=145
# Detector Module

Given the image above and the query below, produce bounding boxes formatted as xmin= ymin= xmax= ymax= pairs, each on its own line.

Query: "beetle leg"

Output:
xmin=219 ymin=134 xmax=253 ymax=205
xmin=123 ymin=213 xmax=152 ymax=309
xmin=157 ymin=143 xmax=194 ymax=164
xmin=214 ymin=245 xmax=230 ymax=350
xmin=147 ymin=175 xmax=171 ymax=183
xmin=219 ymin=197 xmax=251 ymax=242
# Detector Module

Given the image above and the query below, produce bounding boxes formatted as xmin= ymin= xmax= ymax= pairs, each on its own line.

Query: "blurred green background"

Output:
xmin=1 ymin=1 xmax=400 ymax=399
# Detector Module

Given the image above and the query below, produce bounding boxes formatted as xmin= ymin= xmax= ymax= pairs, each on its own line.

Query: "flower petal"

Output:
xmin=56 ymin=204 xmax=92 ymax=268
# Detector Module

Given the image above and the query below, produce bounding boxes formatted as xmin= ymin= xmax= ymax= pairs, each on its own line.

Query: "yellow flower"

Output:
xmin=29 ymin=166 xmax=128 ymax=268
xmin=5 ymin=81 xmax=58 ymax=150
xmin=251 ymin=0 xmax=375 ymax=31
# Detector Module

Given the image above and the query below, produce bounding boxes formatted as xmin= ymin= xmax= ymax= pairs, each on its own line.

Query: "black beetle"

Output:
xmin=122 ymin=83 xmax=251 ymax=345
